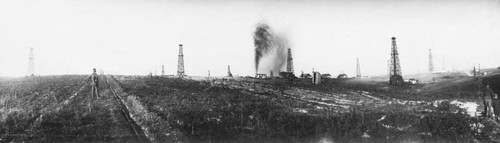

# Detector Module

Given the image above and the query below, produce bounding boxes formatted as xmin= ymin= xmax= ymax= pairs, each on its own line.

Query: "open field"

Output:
xmin=0 ymin=72 xmax=499 ymax=142
xmin=0 ymin=75 xmax=147 ymax=142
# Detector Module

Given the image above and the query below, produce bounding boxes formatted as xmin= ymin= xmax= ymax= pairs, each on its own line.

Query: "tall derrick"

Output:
xmin=286 ymin=48 xmax=294 ymax=73
xmin=227 ymin=65 xmax=233 ymax=77
xmin=429 ymin=49 xmax=434 ymax=73
xmin=389 ymin=37 xmax=404 ymax=86
xmin=177 ymin=44 xmax=185 ymax=77
xmin=356 ymin=58 xmax=361 ymax=78
xmin=162 ymin=65 xmax=165 ymax=76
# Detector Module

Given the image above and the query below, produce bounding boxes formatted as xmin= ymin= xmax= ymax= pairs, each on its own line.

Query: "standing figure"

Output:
xmin=90 ymin=68 xmax=99 ymax=99
xmin=484 ymin=84 xmax=494 ymax=117
xmin=493 ymin=93 xmax=500 ymax=122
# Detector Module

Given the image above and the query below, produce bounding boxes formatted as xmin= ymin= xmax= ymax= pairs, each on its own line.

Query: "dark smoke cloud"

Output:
xmin=253 ymin=23 xmax=288 ymax=75
xmin=254 ymin=24 xmax=273 ymax=71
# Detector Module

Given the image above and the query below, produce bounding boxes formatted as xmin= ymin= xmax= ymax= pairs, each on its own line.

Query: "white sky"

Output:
xmin=0 ymin=0 xmax=499 ymax=77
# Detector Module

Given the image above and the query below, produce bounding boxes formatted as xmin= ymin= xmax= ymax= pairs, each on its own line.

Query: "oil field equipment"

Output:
xmin=177 ymin=44 xmax=185 ymax=77
xmin=389 ymin=37 xmax=404 ymax=86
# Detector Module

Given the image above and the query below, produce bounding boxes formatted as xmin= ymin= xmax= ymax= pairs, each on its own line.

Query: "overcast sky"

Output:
xmin=0 ymin=0 xmax=499 ymax=77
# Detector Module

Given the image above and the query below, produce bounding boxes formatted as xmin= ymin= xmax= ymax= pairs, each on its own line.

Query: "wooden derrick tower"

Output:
xmin=286 ymin=48 xmax=294 ymax=73
xmin=356 ymin=58 xmax=361 ymax=78
xmin=177 ymin=44 xmax=185 ymax=77
xmin=389 ymin=37 xmax=404 ymax=86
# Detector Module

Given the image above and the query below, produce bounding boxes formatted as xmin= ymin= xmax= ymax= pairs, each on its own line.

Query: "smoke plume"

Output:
xmin=254 ymin=23 xmax=288 ymax=75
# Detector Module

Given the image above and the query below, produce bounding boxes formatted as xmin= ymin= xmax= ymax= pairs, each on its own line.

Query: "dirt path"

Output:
xmin=104 ymin=76 xmax=150 ymax=143
xmin=106 ymin=75 xmax=178 ymax=143
xmin=21 ymin=75 xmax=152 ymax=142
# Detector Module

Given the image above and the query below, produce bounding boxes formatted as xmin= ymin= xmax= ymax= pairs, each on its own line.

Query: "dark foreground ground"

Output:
xmin=0 ymin=72 xmax=500 ymax=142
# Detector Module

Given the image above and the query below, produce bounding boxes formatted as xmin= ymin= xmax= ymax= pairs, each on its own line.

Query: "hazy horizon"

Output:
xmin=1 ymin=0 xmax=499 ymax=77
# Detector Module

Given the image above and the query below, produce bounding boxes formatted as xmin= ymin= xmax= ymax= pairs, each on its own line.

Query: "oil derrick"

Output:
xmin=286 ymin=48 xmax=294 ymax=73
xmin=429 ymin=49 xmax=434 ymax=73
xmin=356 ymin=58 xmax=361 ymax=78
xmin=177 ymin=44 xmax=185 ymax=77
xmin=389 ymin=37 xmax=404 ymax=86
xmin=28 ymin=47 xmax=35 ymax=76
xmin=473 ymin=66 xmax=476 ymax=76
xmin=161 ymin=65 xmax=165 ymax=76
xmin=278 ymin=48 xmax=296 ymax=80
xmin=227 ymin=65 xmax=233 ymax=77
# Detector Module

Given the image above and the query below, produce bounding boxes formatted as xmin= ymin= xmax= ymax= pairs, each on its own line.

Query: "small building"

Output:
xmin=300 ymin=73 xmax=312 ymax=78
xmin=337 ymin=74 xmax=348 ymax=79
xmin=312 ymin=72 xmax=321 ymax=84
xmin=405 ymin=78 xmax=419 ymax=85
xmin=321 ymin=73 xmax=332 ymax=79
xmin=255 ymin=74 xmax=268 ymax=79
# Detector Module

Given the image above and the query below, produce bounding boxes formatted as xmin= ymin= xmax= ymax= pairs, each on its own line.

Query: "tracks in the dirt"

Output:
xmin=221 ymin=83 xmax=351 ymax=112
xmin=34 ymin=75 xmax=150 ymax=142
xmin=104 ymin=76 xmax=150 ymax=143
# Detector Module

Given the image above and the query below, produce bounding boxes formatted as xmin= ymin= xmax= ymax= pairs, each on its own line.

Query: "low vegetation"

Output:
xmin=0 ymin=75 xmax=141 ymax=142
xmin=0 ymin=75 xmax=85 ymax=141
xmin=1 ymin=74 xmax=499 ymax=142
xmin=118 ymin=76 xmax=499 ymax=142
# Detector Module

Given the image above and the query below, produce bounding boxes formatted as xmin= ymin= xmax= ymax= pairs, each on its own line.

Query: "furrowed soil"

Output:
xmin=0 ymin=75 xmax=149 ymax=142
xmin=1 ymin=73 xmax=500 ymax=142
xmin=114 ymin=74 xmax=500 ymax=143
